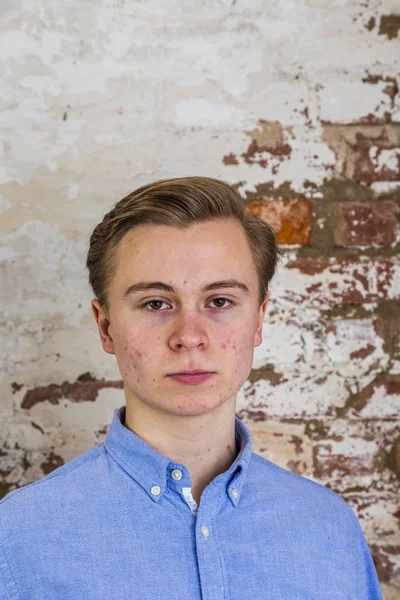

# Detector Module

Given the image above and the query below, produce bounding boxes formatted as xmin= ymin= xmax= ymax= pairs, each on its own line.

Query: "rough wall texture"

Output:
xmin=0 ymin=0 xmax=399 ymax=596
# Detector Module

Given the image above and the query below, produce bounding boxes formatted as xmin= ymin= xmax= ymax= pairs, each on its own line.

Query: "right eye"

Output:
xmin=140 ymin=300 xmax=168 ymax=312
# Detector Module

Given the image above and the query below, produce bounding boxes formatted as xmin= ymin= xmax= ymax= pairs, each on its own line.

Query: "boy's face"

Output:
xmin=92 ymin=219 xmax=268 ymax=417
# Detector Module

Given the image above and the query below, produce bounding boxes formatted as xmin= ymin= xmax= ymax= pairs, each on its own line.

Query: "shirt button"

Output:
xmin=201 ymin=525 xmax=209 ymax=537
xmin=151 ymin=485 xmax=161 ymax=496
xmin=231 ymin=488 xmax=239 ymax=499
xmin=171 ymin=469 xmax=183 ymax=481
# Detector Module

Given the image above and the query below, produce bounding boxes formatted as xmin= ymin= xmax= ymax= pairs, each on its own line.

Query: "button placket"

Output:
xmin=201 ymin=525 xmax=209 ymax=538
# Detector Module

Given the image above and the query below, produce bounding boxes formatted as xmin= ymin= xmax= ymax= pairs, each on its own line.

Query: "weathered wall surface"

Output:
xmin=0 ymin=0 xmax=399 ymax=596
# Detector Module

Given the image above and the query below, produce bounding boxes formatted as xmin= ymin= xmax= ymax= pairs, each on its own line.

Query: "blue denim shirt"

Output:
xmin=0 ymin=405 xmax=383 ymax=599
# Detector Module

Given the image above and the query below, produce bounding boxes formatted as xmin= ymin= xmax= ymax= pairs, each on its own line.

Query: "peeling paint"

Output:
xmin=0 ymin=1 xmax=399 ymax=587
xmin=20 ymin=373 xmax=124 ymax=409
xmin=379 ymin=14 xmax=400 ymax=40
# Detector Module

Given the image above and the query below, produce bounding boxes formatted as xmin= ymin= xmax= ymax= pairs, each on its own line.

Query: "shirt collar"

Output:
xmin=104 ymin=405 xmax=253 ymax=509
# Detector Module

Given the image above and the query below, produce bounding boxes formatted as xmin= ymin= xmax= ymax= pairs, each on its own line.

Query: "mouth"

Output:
xmin=168 ymin=370 xmax=213 ymax=376
xmin=167 ymin=372 xmax=215 ymax=385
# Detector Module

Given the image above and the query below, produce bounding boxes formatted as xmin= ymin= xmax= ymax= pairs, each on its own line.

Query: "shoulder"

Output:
xmin=0 ymin=443 xmax=106 ymax=531
xmin=249 ymin=451 xmax=357 ymax=521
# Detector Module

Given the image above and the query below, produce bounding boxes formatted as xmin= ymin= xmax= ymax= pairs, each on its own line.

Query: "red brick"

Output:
xmin=368 ymin=543 xmax=400 ymax=583
xmin=348 ymin=375 xmax=400 ymax=420
xmin=354 ymin=140 xmax=400 ymax=182
xmin=324 ymin=317 xmax=383 ymax=361
xmin=340 ymin=493 xmax=400 ymax=539
xmin=222 ymin=153 xmax=239 ymax=165
xmin=245 ymin=198 xmax=312 ymax=245
xmin=313 ymin=437 xmax=385 ymax=480
xmin=222 ymin=120 xmax=293 ymax=173
xmin=20 ymin=375 xmax=124 ymax=409
xmin=334 ymin=201 xmax=399 ymax=247
xmin=379 ymin=14 xmax=400 ymax=40
xmin=284 ymin=258 xmax=400 ymax=306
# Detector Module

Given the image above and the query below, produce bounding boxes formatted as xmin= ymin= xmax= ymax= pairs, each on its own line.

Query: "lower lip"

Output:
xmin=168 ymin=373 xmax=215 ymax=384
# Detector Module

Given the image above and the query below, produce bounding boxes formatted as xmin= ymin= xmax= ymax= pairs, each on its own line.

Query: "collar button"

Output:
xmin=171 ymin=469 xmax=183 ymax=481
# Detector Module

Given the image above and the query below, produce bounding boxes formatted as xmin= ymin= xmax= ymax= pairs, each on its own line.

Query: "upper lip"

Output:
xmin=168 ymin=370 xmax=213 ymax=375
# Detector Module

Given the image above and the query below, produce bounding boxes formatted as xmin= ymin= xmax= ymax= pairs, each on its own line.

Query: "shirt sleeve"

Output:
xmin=0 ymin=573 xmax=12 ymax=600
xmin=0 ymin=542 xmax=14 ymax=600
xmin=352 ymin=514 xmax=384 ymax=600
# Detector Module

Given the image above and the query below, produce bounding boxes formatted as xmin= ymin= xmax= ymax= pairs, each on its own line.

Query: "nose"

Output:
xmin=169 ymin=311 xmax=209 ymax=350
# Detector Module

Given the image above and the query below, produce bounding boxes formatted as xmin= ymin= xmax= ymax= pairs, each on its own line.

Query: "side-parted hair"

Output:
xmin=86 ymin=176 xmax=281 ymax=312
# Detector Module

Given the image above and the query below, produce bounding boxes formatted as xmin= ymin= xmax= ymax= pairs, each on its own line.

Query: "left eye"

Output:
xmin=140 ymin=297 xmax=234 ymax=312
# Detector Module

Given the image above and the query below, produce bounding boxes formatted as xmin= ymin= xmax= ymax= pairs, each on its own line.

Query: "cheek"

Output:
xmin=219 ymin=325 xmax=242 ymax=352
xmin=219 ymin=330 xmax=253 ymax=371
xmin=219 ymin=336 xmax=236 ymax=351
xmin=114 ymin=328 xmax=155 ymax=369
xmin=219 ymin=319 xmax=254 ymax=352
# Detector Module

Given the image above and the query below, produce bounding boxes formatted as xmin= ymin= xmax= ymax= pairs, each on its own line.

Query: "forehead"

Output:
xmin=111 ymin=220 xmax=257 ymax=290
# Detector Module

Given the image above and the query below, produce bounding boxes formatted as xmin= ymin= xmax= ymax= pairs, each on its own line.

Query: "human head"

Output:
xmin=86 ymin=176 xmax=280 ymax=314
xmin=86 ymin=176 xmax=281 ymax=418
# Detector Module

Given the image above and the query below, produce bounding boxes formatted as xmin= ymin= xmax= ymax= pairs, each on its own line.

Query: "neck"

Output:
xmin=123 ymin=390 xmax=239 ymax=505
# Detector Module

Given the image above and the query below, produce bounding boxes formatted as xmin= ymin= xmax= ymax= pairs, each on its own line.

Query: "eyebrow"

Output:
xmin=123 ymin=279 xmax=252 ymax=298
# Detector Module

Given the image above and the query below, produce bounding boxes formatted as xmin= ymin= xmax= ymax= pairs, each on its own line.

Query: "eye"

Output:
xmin=140 ymin=297 xmax=234 ymax=313
xmin=210 ymin=297 xmax=233 ymax=310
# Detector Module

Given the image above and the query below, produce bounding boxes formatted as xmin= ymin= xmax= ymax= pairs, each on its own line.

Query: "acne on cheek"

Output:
xmin=219 ymin=321 xmax=253 ymax=352
xmin=220 ymin=335 xmax=236 ymax=350
xmin=220 ymin=341 xmax=237 ymax=350
xmin=114 ymin=334 xmax=136 ymax=371
xmin=219 ymin=333 xmax=240 ymax=351
xmin=230 ymin=337 xmax=254 ymax=373
xmin=119 ymin=340 xmax=151 ymax=379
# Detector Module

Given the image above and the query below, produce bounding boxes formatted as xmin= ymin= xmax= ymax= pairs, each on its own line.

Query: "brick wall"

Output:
xmin=0 ymin=1 xmax=399 ymax=596
xmin=235 ymin=120 xmax=400 ymax=594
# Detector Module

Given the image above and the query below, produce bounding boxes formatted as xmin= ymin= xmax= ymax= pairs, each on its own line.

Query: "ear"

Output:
xmin=254 ymin=293 xmax=269 ymax=348
xmin=91 ymin=299 xmax=116 ymax=355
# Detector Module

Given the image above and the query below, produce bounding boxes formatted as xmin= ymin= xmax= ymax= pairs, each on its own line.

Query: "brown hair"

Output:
xmin=86 ymin=176 xmax=281 ymax=312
